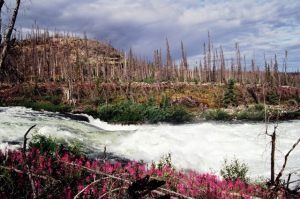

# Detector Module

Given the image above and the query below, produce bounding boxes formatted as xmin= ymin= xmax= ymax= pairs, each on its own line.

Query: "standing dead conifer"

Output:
xmin=199 ymin=60 xmax=203 ymax=83
xmin=166 ymin=38 xmax=172 ymax=80
xmin=235 ymin=43 xmax=242 ymax=83
xmin=203 ymin=43 xmax=208 ymax=82
xmin=251 ymin=58 xmax=256 ymax=84
xmin=283 ymin=50 xmax=288 ymax=85
xmin=273 ymin=54 xmax=279 ymax=87
xmin=180 ymin=41 xmax=188 ymax=82
xmin=220 ymin=46 xmax=225 ymax=84
xmin=0 ymin=0 xmax=21 ymax=80
xmin=230 ymin=58 xmax=234 ymax=80
xmin=207 ymin=31 xmax=212 ymax=82
xmin=212 ymin=49 xmax=216 ymax=82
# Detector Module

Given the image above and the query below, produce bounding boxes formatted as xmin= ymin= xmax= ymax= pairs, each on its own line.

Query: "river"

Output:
xmin=0 ymin=106 xmax=299 ymax=181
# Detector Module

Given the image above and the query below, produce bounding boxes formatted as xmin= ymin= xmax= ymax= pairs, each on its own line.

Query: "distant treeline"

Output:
xmin=2 ymin=27 xmax=300 ymax=87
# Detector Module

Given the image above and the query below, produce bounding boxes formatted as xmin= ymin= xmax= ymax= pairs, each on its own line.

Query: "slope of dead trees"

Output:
xmin=1 ymin=27 xmax=299 ymax=89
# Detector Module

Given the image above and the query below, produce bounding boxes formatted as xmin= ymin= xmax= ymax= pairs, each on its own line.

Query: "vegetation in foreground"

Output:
xmin=1 ymin=134 xmax=293 ymax=199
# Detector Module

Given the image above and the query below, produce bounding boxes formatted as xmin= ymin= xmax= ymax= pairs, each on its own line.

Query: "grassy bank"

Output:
xmin=2 ymin=98 xmax=299 ymax=123
xmin=0 ymin=82 xmax=299 ymax=123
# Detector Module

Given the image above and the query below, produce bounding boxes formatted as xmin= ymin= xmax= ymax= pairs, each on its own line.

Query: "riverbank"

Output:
xmin=0 ymin=82 xmax=299 ymax=124
xmin=1 ymin=100 xmax=299 ymax=124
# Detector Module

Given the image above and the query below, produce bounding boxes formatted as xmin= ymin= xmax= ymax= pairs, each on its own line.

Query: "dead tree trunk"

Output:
xmin=0 ymin=0 xmax=21 ymax=69
xmin=165 ymin=38 xmax=172 ymax=80
xmin=0 ymin=0 xmax=4 ymax=44
xmin=270 ymin=128 xmax=276 ymax=185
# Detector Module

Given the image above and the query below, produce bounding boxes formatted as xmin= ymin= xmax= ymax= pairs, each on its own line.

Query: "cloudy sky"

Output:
xmin=6 ymin=0 xmax=300 ymax=70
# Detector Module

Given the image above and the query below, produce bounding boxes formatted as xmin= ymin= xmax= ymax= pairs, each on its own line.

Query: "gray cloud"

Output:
xmin=6 ymin=0 xmax=300 ymax=70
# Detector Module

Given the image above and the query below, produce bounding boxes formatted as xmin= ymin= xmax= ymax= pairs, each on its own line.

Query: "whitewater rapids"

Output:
xmin=0 ymin=106 xmax=299 ymax=180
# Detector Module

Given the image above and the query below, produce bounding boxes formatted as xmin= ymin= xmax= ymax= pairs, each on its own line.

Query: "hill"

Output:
xmin=4 ymin=34 xmax=123 ymax=82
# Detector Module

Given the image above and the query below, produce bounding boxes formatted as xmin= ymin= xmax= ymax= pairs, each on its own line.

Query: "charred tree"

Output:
xmin=235 ymin=43 xmax=242 ymax=83
xmin=165 ymin=38 xmax=172 ymax=80
xmin=0 ymin=0 xmax=21 ymax=81
xmin=180 ymin=41 xmax=188 ymax=82
xmin=220 ymin=46 xmax=225 ymax=84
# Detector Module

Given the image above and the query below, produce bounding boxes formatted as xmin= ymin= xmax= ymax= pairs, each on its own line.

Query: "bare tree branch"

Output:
xmin=73 ymin=178 xmax=103 ymax=199
xmin=22 ymin=124 xmax=37 ymax=199
xmin=275 ymin=137 xmax=300 ymax=186
xmin=0 ymin=165 xmax=59 ymax=182
xmin=23 ymin=124 xmax=36 ymax=153
xmin=98 ymin=187 xmax=127 ymax=199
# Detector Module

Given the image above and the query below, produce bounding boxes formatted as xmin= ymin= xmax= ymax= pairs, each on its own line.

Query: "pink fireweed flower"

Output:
xmin=177 ymin=183 xmax=187 ymax=195
xmin=61 ymin=153 xmax=70 ymax=162
xmin=65 ymin=186 xmax=72 ymax=199
xmin=77 ymin=184 xmax=84 ymax=192
xmin=85 ymin=160 xmax=91 ymax=168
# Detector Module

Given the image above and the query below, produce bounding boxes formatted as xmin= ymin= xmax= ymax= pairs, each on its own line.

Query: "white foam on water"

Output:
xmin=1 ymin=106 xmax=300 ymax=181
xmin=88 ymin=116 xmax=300 ymax=179
xmin=85 ymin=114 xmax=139 ymax=131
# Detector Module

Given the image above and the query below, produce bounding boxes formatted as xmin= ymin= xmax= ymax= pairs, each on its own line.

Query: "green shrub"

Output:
xmin=203 ymin=109 xmax=232 ymax=120
xmin=68 ymin=141 xmax=83 ymax=156
xmin=98 ymin=101 xmax=192 ymax=124
xmin=236 ymin=104 xmax=266 ymax=121
xmin=236 ymin=107 xmax=265 ymax=121
xmin=266 ymin=92 xmax=279 ymax=105
xmin=143 ymin=106 xmax=165 ymax=123
xmin=29 ymin=135 xmax=83 ymax=156
xmin=114 ymin=102 xmax=145 ymax=123
xmin=83 ymin=107 xmax=98 ymax=118
xmin=280 ymin=111 xmax=300 ymax=120
xmin=160 ymin=94 xmax=171 ymax=108
xmin=157 ymin=153 xmax=173 ymax=170
xmin=164 ymin=106 xmax=192 ymax=123
xmin=220 ymin=158 xmax=249 ymax=182
xmin=29 ymin=135 xmax=57 ymax=155
xmin=147 ymin=96 xmax=156 ymax=106
xmin=254 ymin=104 xmax=264 ymax=111
xmin=35 ymin=103 xmax=72 ymax=113
xmin=98 ymin=101 xmax=145 ymax=124
xmin=223 ymin=79 xmax=238 ymax=107
xmin=98 ymin=104 xmax=118 ymax=122
xmin=142 ymin=77 xmax=155 ymax=84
